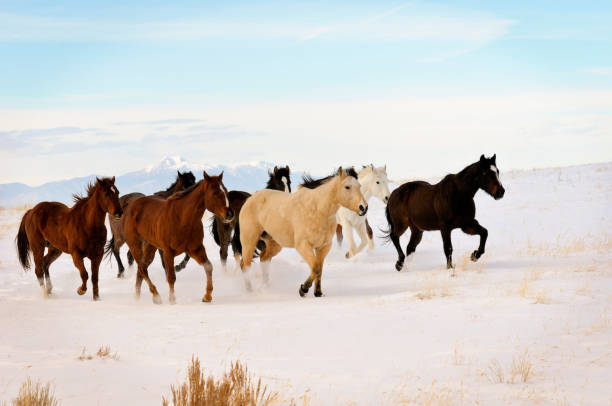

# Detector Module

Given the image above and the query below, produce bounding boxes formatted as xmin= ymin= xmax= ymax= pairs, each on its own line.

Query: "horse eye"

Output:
xmin=345 ymin=186 xmax=350 ymax=190
xmin=376 ymin=181 xmax=380 ymax=184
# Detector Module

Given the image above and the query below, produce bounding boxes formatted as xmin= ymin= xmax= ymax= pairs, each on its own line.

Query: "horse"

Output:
xmin=335 ymin=164 xmax=390 ymax=258
xmin=15 ymin=177 xmax=122 ymax=300
xmin=120 ymin=171 xmax=233 ymax=304
xmin=211 ymin=165 xmax=291 ymax=269
xmin=106 ymin=170 xmax=196 ymax=277
xmin=236 ymin=167 xmax=367 ymax=297
xmin=384 ymin=154 xmax=505 ymax=273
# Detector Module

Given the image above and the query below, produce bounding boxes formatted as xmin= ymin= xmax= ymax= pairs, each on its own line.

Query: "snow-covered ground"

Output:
xmin=0 ymin=162 xmax=610 ymax=405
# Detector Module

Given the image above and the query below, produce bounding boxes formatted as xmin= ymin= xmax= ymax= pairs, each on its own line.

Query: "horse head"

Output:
xmin=335 ymin=167 xmax=368 ymax=216
xmin=177 ymin=170 xmax=196 ymax=189
xmin=202 ymin=171 xmax=234 ymax=223
xmin=96 ymin=176 xmax=122 ymax=218
xmin=359 ymin=164 xmax=391 ymax=204
xmin=477 ymin=154 xmax=505 ymax=200
xmin=268 ymin=165 xmax=292 ymax=192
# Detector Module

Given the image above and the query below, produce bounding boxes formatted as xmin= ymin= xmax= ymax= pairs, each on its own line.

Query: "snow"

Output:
xmin=0 ymin=162 xmax=610 ymax=405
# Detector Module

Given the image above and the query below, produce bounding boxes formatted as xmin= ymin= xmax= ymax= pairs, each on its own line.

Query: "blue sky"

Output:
xmin=1 ymin=1 xmax=611 ymax=185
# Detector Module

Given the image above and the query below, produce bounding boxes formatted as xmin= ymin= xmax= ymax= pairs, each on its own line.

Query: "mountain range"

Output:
xmin=0 ymin=156 xmax=303 ymax=207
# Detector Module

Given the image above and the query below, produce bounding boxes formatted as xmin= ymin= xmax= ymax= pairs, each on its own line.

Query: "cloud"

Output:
xmin=583 ymin=67 xmax=612 ymax=75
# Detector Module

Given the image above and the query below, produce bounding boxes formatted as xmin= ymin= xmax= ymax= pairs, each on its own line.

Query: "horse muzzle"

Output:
xmin=494 ymin=187 xmax=505 ymax=200
xmin=113 ymin=210 xmax=123 ymax=219
xmin=358 ymin=204 xmax=368 ymax=216
xmin=223 ymin=208 xmax=235 ymax=224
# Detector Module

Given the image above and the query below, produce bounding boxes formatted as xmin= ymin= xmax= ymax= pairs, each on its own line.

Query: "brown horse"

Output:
xmin=106 ymin=170 xmax=196 ymax=277
xmin=16 ymin=177 xmax=122 ymax=300
xmin=121 ymin=171 xmax=234 ymax=304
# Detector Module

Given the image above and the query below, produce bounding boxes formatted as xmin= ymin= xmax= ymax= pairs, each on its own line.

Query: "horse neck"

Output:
xmin=310 ymin=178 xmax=341 ymax=217
xmin=455 ymin=165 xmax=480 ymax=197
xmin=173 ymin=181 xmax=207 ymax=218
xmin=358 ymin=177 xmax=373 ymax=201
xmin=75 ymin=191 xmax=106 ymax=227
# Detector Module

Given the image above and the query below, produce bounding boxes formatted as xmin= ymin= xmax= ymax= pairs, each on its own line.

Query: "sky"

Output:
xmin=0 ymin=0 xmax=611 ymax=185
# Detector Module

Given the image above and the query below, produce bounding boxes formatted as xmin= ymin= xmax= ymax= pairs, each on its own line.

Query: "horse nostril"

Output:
xmin=114 ymin=210 xmax=122 ymax=217
xmin=226 ymin=209 xmax=234 ymax=219
xmin=359 ymin=204 xmax=365 ymax=212
xmin=385 ymin=196 xmax=389 ymax=203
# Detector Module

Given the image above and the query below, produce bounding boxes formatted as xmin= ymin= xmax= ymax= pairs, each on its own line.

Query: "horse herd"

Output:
xmin=15 ymin=154 xmax=505 ymax=304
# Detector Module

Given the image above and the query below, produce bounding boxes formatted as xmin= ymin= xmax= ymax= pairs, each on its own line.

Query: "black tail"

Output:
xmin=231 ymin=218 xmax=243 ymax=255
xmin=104 ymin=236 xmax=115 ymax=262
xmin=211 ymin=216 xmax=221 ymax=246
xmin=381 ymin=205 xmax=394 ymax=243
xmin=15 ymin=213 xmax=31 ymax=270
xmin=127 ymin=250 xmax=134 ymax=266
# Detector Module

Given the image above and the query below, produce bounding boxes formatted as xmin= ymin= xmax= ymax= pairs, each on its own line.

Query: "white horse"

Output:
xmin=336 ymin=165 xmax=390 ymax=258
xmin=236 ymin=168 xmax=367 ymax=297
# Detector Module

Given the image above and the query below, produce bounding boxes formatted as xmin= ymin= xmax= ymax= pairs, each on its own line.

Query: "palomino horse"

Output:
xmin=16 ymin=177 xmax=122 ymax=300
xmin=237 ymin=168 xmax=367 ymax=297
xmin=211 ymin=165 xmax=291 ymax=268
xmin=106 ymin=170 xmax=196 ymax=277
xmin=335 ymin=164 xmax=390 ymax=258
xmin=384 ymin=154 xmax=505 ymax=273
xmin=121 ymin=171 xmax=233 ymax=304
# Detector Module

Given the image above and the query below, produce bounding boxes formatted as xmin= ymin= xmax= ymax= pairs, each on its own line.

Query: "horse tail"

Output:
xmin=365 ymin=219 xmax=373 ymax=240
xmin=211 ymin=216 xmax=221 ymax=246
xmin=381 ymin=204 xmax=394 ymax=243
xmin=231 ymin=218 xmax=243 ymax=255
xmin=335 ymin=224 xmax=343 ymax=245
xmin=104 ymin=236 xmax=115 ymax=261
xmin=127 ymin=251 xmax=134 ymax=266
xmin=16 ymin=213 xmax=31 ymax=270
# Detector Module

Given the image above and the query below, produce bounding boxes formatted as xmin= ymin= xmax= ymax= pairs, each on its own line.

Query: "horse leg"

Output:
xmin=162 ymin=250 xmax=177 ymax=304
xmin=31 ymin=242 xmax=47 ymax=298
xmin=71 ymin=253 xmax=89 ymax=296
xmin=42 ymin=245 xmax=62 ymax=295
xmin=296 ymin=241 xmax=318 ymax=297
xmin=90 ymin=254 xmax=103 ymax=301
xmin=259 ymin=239 xmax=282 ymax=285
xmin=218 ymin=220 xmax=231 ymax=270
xmin=342 ymin=221 xmax=357 ymax=258
xmin=238 ymin=222 xmax=263 ymax=292
xmin=140 ymin=243 xmax=161 ymax=303
xmin=188 ymin=245 xmax=214 ymax=302
xmin=127 ymin=250 xmax=134 ymax=266
xmin=128 ymin=241 xmax=144 ymax=299
xmin=313 ymin=243 xmax=332 ymax=297
xmin=158 ymin=249 xmax=166 ymax=270
xmin=174 ymin=254 xmax=190 ymax=272
xmin=461 ymin=219 xmax=488 ymax=262
xmin=351 ymin=221 xmax=369 ymax=257
xmin=405 ymin=227 xmax=423 ymax=257
xmin=365 ymin=219 xmax=374 ymax=251
xmin=440 ymin=227 xmax=454 ymax=272
xmin=112 ymin=245 xmax=125 ymax=278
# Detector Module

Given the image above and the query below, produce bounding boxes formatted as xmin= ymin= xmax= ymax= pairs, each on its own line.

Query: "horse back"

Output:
xmin=25 ymin=201 xmax=73 ymax=252
xmin=389 ymin=181 xmax=441 ymax=231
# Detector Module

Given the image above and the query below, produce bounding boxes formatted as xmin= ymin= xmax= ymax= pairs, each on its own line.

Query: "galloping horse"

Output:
xmin=106 ymin=170 xmax=196 ymax=277
xmin=237 ymin=168 xmax=367 ymax=297
xmin=384 ymin=154 xmax=505 ymax=273
xmin=211 ymin=165 xmax=291 ymax=268
xmin=335 ymin=164 xmax=390 ymax=258
xmin=121 ymin=171 xmax=233 ymax=304
xmin=16 ymin=177 xmax=122 ymax=300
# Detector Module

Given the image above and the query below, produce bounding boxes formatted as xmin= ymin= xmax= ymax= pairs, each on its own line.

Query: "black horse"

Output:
xmin=211 ymin=165 xmax=291 ymax=268
xmin=384 ymin=154 xmax=505 ymax=272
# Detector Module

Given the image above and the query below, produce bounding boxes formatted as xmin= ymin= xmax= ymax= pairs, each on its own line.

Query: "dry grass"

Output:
xmin=450 ymin=344 xmax=466 ymax=366
xmin=482 ymin=352 xmax=533 ymax=384
xmin=384 ymin=381 xmax=460 ymax=406
xmin=414 ymin=273 xmax=454 ymax=300
xmin=2 ymin=377 xmax=59 ymax=406
xmin=77 ymin=346 xmax=119 ymax=361
xmin=162 ymin=357 xmax=279 ymax=406
xmin=525 ymin=233 xmax=612 ymax=257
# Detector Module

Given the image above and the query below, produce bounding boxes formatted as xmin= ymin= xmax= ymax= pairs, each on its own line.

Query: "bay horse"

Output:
xmin=106 ymin=170 xmax=196 ymax=277
xmin=384 ymin=154 xmax=505 ymax=273
xmin=121 ymin=171 xmax=233 ymax=304
xmin=16 ymin=177 xmax=122 ymax=300
xmin=237 ymin=168 xmax=367 ymax=297
xmin=335 ymin=164 xmax=390 ymax=258
xmin=211 ymin=165 xmax=291 ymax=269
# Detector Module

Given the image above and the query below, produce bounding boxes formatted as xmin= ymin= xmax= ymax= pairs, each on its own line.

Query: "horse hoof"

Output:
xmin=202 ymin=295 xmax=212 ymax=303
xmin=117 ymin=272 xmax=125 ymax=279
xmin=77 ymin=287 xmax=86 ymax=295
xmin=152 ymin=295 xmax=162 ymax=304
xmin=93 ymin=295 xmax=100 ymax=301
xmin=471 ymin=251 xmax=480 ymax=262
xmin=299 ymin=285 xmax=308 ymax=297
xmin=314 ymin=290 xmax=323 ymax=297
xmin=345 ymin=251 xmax=351 ymax=259
xmin=169 ymin=296 xmax=176 ymax=305
xmin=395 ymin=261 xmax=404 ymax=272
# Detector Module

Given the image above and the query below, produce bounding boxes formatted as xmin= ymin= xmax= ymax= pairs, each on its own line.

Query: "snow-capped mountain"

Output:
xmin=0 ymin=157 xmax=302 ymax=207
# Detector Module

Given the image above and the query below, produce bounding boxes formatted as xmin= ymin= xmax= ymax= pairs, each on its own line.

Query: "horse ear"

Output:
xmin=384 ymin=164 xmax=387 ymax=173
xmin=219 ymin=171 xmax=224 ymax=181
xmin=285 ymin=165 xmax=289 ymax=172
xmin=203 ymin=170 xmax=210 ymax=181
xmin=273 ymin=166 xmax=278 ymax=175
xmin=111 ymin=176 xmax=116 ymax=184
xmin=492 ymin=154 xmax=497 ymax=164
xmin=480 ymin=154 xmax=486 ymax=163
xmin=337 ymin=167 xmax=345 ymax=178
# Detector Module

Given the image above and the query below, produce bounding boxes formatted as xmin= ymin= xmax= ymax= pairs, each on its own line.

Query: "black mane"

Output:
xmin=300 ymin=167 xmax=358 ymax=189
xmin=266 ymin=165 xmax=291 ymax=191
xmin=167 ymin=179 xmax=202 ymax=200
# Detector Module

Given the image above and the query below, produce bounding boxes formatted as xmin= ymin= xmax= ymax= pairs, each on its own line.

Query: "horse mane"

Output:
xmin=162 ymin=175 xmax=181 ymax=193
xmin=266 ymin=166 xmax=291 ymax=189
xmin=300 ymin=167 xmax=358 ymax=189
xmin=72 ymin=177 xmax=113 ymax=207
xmin=167 ymin=180 xmax=202 ymax=200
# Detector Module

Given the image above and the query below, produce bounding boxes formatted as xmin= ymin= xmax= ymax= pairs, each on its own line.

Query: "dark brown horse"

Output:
xmin=211 ymin=165 xmax=291 ymax=269
xmin=385 ymin=155 xmax=505 ymax=273
xmin=121 ymin=171 xmax=233 ymax=304
xmin=106 ymin=170 xmax=196 ymax=277
xmin=16 ymin=177 xmax=122 ymax=300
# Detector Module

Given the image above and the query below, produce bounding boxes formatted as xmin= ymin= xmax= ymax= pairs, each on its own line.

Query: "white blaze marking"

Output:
xmin=220 ymin=185 xmax=229 ymax=207
xmin=282 ymin=176 xmax=289 ymax=192
xmin=490 ymin=165 xmax=500 ymax=182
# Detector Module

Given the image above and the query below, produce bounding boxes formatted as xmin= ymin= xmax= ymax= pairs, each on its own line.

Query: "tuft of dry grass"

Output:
xmin=162 ymin=357 xmax=278 ymax=406
xmin=2 ymin=377 xmax=59 ymax=406
xmin=77 ymin=346 xmax=119 ymax=361
xmin=414 ymin=273 xmax=454 ymax=300
xmin=482 ymin=352 xmax=533 ymax=384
